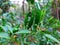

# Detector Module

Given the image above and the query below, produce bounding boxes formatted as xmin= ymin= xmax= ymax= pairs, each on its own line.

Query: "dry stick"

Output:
xmin=55 ymin=0 xmax=59 ymax=20
xmin=22 ymin=0 xmax=25 ymax=15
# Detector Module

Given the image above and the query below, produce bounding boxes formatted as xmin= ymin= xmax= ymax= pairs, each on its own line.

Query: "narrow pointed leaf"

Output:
xmin=15 ymin=30 xmax=31 ymax=34
xmin=45 ymin=34 xmax=60 ymax=44
xmin=0 ymin=32 xmax=10 ymax=39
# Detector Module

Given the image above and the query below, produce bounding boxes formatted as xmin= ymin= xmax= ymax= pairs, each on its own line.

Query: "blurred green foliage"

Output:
xmin=0 ymin=0 xmax=10 ymax=13
xmin=26 ymin=0 xmax=34 ymax=4
xmin=0 ymin=0 xmax=60 ymax=45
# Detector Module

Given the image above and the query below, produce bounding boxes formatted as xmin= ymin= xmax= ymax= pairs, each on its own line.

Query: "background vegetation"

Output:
xmin=0 ymin=0 xmax=60 ymax=45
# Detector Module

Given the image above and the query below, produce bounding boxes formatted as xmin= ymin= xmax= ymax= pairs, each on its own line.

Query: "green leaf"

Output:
xmin=0 ymin=25 xmax=8 ymax=32
xmin=1 ymin=25 xmax=13 ymax=33
xmin=44 ymin=34 xmax=60 ymax=44
xmin=26 ymin=0 xmax=34 ymax=4
xmin=0 ymin=32 xmax=10 ymax=39
xmin=7 ymin=25 xmax=13 ymax=33
xmin=15 ymin=30 xmax=31 ymax=34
